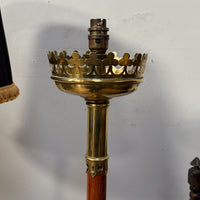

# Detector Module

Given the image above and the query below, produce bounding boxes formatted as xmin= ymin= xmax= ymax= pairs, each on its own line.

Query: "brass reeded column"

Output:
xmin=48 ymin=18 xmax=147 ymax=200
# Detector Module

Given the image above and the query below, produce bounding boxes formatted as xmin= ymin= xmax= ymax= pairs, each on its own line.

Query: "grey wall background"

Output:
xmin=0 ymin=0 xmax=200 ymax=200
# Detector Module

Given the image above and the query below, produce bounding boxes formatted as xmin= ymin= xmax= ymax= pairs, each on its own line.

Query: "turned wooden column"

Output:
xmin=87 ymin=173 xmax=106 ymax=200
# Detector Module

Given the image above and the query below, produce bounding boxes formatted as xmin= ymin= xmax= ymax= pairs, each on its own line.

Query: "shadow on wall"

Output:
xmin=5 ymin=2 xmax=180 ymax=200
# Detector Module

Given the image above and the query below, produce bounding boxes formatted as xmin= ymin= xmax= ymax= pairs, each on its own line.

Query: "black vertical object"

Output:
xmin=0 ymin=9 xmax=13 ymax=87
xmin=0 ymin=9 xmax=19 ymax=104
xmin=188 ymin=158 xmax=200 ymax=200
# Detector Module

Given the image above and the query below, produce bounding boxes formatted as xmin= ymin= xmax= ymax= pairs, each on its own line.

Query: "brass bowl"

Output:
xmin=48 ymin=50 xmax=147 ymax=101
xmin=52 ymin=75 xmax=143 ymax=100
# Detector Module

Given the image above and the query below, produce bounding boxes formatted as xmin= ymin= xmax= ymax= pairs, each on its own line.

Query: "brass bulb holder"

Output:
xmin=88 ymin=19 xmax=109 ymax=55
xmin=48 ymin=18 xmax=147 ymax=200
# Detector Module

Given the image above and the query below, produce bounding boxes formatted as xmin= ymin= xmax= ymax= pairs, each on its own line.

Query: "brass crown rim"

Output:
xmin=48 ymin=50 xmax=148 ymax=79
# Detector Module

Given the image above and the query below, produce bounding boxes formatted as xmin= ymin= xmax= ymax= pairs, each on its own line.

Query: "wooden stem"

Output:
xmin=87 ymin=172 xmax=107 ymax=200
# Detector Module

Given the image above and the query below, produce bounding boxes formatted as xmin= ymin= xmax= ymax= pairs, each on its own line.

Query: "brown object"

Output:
xmin=0 ymin=82 xmax=19 ymax=103
xmin=188 ymin=157 xmax=200 ymax=200
xmin=87 ymin=172 xmax=106 ymax=200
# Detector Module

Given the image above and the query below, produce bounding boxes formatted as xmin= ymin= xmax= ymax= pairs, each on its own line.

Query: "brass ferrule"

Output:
xmin=85 ymin=100 xmax=109 ymax=177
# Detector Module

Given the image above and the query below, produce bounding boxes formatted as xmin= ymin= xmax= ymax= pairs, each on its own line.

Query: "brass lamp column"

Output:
xmin=86 ymin=100 xmax=109 ymax=200
xmin=86 ymin=100 xmax=109 ymax=177
xmin=48 ymin=18 xmax=147 ymax=200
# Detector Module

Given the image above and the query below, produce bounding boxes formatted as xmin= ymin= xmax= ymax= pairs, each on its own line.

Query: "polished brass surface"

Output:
xmin=53 ymin=76 xmax=141 ymax=101
xmin=48 ymin=51 xmax=147 ymax=79
xmin=87 ymin=102 xmax=108 ymax=157
xmin=86 ymin=157 xmax=108 ymax=178
xmin=48 ymin=50 xmax=147 ymax=101
xmin=47 ymin=18 xmax=147 ymax=177
xmin=85 ymin=101 xmax=109 ymax=177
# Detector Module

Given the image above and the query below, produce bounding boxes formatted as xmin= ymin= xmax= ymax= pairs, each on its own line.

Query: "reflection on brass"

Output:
xmin=47 ymin=18 xmax=147 ymax=177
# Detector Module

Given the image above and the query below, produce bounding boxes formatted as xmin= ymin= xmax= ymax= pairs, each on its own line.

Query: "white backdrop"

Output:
xmin=0 ymin=0 xmax=200 ymax=200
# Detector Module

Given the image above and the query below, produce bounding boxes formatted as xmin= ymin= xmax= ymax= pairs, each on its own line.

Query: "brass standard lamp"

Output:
xmin=48 ymin=19 xmax=147 ymax=200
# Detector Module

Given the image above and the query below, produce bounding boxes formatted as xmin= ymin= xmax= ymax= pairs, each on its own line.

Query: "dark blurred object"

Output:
xmin=0 ymin=9 xmax=19 ymax=103
xmin=188 ymin=157 xmax=200 ymax=200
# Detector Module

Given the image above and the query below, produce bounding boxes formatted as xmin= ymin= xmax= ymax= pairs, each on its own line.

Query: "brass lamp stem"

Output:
xmin=86 ymin=100 xmax=109 ymax=177
xmin=48 ymin=18 xmax=148 ymax=200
